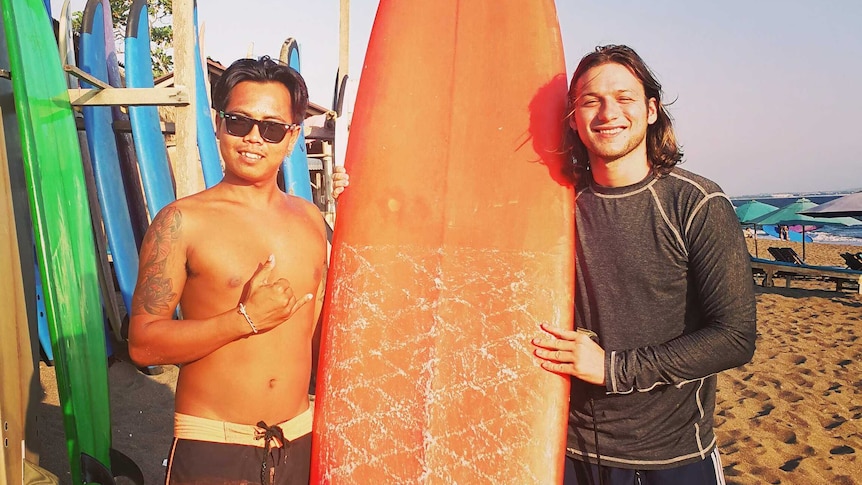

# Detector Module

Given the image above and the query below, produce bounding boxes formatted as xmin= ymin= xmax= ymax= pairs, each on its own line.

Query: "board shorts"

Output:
xmin=165 ymin=404 xmax=313 ymax=485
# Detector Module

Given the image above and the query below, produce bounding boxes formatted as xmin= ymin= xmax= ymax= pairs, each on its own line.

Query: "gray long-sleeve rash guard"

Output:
xmin=567 ymin=167 xmax=756 ymax=469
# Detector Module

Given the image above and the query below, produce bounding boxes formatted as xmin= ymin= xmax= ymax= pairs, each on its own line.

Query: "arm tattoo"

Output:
xmin=133 ymin=207 xmax=182 ymax=315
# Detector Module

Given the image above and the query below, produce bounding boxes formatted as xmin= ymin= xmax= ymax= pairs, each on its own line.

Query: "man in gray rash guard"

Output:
xmin=532 ymin=45 xmax=756 ymax=484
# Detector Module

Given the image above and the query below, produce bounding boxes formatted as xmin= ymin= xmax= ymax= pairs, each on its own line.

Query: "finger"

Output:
xmin=289 ymin=293 xmax=314 ymax=315
xmin=248 ymin=254 xmax=276 ymax=288
xmin=540 ymin=323 xmax=580 ymax=341
xmin=540 ymin=361 xmax=574 ymax=376
xmin=270 ymin=278 xmax=294 ymax=295
xmin=532 ymin=335 xmax=570 ymax=352
xmin=535 ymin=347 xmax=569 ymax=363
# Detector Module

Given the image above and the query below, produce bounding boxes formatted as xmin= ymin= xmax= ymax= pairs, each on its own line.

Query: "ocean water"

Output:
xmin=732 ymin=195 xmax=862 ymax=246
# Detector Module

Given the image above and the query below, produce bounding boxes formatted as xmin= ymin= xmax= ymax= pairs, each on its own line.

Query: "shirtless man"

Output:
xmin=129 ymin=56 xmax=332 ymax=485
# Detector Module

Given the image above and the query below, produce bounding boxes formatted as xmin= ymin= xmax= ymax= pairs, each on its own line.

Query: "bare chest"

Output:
xmin=185 ymin=209 xmax=325 ymax=298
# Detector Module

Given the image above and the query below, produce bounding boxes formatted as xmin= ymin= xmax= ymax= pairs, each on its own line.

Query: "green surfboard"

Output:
xmin=0 ymin=0 xmax=141 ymax=482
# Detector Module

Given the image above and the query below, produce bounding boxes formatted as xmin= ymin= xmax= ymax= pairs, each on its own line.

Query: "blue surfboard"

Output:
xmin=194 ymin=1 xmax=222 ymax=188
xmin=125 ymin=0 xmax=176 ymax=215
xmin=59 ymin=0 xmax=125 ymax=347
xmin=83 ymin=0 xmax=150 ymax=247
xmin=80 ymin=0 xmax=140 ymax=317
xmin=279 ymin=38 xmax=313 ymax=201
xmin=763 ymin=224 xmax=813 ymax=243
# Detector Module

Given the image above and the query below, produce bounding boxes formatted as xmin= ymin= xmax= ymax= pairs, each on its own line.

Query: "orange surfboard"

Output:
xmin=312 ymin=1 xmax=574 ymax=482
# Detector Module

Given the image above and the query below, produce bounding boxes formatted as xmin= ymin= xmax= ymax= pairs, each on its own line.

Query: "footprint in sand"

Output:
xmin=749 ymin=465 xmax=782 ymax=484
xmin=754 ymin=403 xmax=775 ymax=418
xmin=786 ymin=373 xmax=812 ymax=387
xmin=773 ymin=428 xmax=797 ymax=445
xmin=779 ymin=457 xmax=802 ymax=472
xmin=741 ymin=388 xmax=764 ymax=399
xmin=830 ymin=445 xmax=855 ymax=455
xmin=824 ymin=418 xmax=846 ymax=430
xmin=780 ymin=354 xmax=807 ymax=366
xmin=722 ymin=462 xmax=742 ymax=477
xmin=777 ymin=390 xmax=804 ymax=403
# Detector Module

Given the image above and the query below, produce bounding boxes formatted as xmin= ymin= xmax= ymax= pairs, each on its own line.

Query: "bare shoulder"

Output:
xmin=284 ymin=194 xmax=327 ymax=234
xmin=144 ymin=201 xmax=186 ymax=248
xmin=139 ymin=193 xmax=218 ymax=263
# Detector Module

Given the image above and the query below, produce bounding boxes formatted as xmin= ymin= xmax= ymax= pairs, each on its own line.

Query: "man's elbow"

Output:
xmin=729 ymin=328 xmax=757 ymax=368
xmin=127 ymin=321 xmax=157 ymax=366
xmin=127 ymin=339 xmax=155 ymax=367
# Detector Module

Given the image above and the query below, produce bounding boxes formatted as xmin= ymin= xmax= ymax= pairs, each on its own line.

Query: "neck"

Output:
xmin=217 ymin=174 xmax=284 ymax=206
xmin=590 ymin=152 xmax=651 ymax=188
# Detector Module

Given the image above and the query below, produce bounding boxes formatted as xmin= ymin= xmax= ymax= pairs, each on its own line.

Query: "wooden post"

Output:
xmin=172 ymin=0 xmax=201 ymax=197
xmin=326 ymin=0 xmax=350 ymax=221
xmin=339 ymin=0 xmax=350 ymax=92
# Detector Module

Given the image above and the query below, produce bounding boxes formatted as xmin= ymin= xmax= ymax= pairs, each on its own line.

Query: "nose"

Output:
xmin=597 ymin=99 xmax=622 ymax=121
xmin=243 ymin=122 xmax=265 ymax=143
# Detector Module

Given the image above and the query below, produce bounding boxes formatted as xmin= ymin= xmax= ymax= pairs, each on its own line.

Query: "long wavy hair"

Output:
xmin=212 ymin=56 xmax=309 ymax=124
xmin=562 ymin=45 xmax=683 ymax=183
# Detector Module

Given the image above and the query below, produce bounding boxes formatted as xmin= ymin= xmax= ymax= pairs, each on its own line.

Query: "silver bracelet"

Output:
xmin=237 ymin=303 xmax=258 ymax=334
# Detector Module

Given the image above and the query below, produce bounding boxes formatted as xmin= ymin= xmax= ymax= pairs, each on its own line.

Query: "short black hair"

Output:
xmin=212 ymin=56 xmax=309 ymax=124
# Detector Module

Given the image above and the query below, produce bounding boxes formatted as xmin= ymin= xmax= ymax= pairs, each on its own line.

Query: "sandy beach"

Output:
xmin=33 ymin=240 xmax=862 ymax=484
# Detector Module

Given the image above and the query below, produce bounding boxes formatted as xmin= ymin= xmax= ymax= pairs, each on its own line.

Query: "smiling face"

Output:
xmin=570 ymin=62 xmax=658 ymax=173
xmin=217 ymin=80 xmax=300 ymax=184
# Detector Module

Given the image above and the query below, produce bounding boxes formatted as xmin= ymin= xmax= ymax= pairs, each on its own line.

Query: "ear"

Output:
xmin=282 ymin=128 xmax=302 ymax=155
xmin=647 ymin=97 xmax=658 ymax=125
xmin=568 ymin=111 xmax=578 ymax=132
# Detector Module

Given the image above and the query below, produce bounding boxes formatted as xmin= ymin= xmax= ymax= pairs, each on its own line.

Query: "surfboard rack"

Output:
xmin=80 ymin=448 xmax=144 ymax=485
xmin=64 ymin=64 xmax=190 ymax=107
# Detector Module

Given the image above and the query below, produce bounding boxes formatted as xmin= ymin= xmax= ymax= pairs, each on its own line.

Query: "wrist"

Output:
xmin=237 ymin=302 xmax=258 ymax=335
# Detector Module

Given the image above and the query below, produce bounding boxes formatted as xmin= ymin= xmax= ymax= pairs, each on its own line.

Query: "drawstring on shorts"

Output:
xmin=256 ymin=421 xmax=289 ymax=485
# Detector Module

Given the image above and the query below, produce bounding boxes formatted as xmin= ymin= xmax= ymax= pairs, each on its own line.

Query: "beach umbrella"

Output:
xmin=752 ymin=198 xmax=862 ymax=261
xmin=735 ymin=200 xmax=778 ymax=257
xmin=735 ymin=200 xmax=779 ymax=222
xmin=799 ymin=191 xmax=862 ymax=218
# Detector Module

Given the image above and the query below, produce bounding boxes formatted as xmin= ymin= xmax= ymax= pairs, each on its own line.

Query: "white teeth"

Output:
xmin=241 ymin=152 xmax=262 ymax=160
xmin=597 ymin=128 xmax=623 ymax=135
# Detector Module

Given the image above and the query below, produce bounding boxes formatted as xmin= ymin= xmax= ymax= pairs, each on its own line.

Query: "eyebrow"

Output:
xmin=225 ymin=109 xmax=290 ymax=123
xmin=574 ymin=89 xmax=643 ymax=104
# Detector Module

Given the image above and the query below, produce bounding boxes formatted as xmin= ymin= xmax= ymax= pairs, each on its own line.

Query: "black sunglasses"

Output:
xmin=218 ymin=111 xmax=300 ymax=143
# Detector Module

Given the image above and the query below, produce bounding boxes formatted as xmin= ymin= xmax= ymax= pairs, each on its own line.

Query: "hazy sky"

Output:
xmin=52 ymin=1 xmax=862 ymax=196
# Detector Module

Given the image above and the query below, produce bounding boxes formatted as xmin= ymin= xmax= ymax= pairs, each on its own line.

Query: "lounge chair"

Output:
xmin=767 ymin=247 xmax=804 ymax=265
xmin=841 ymin=252 xmax=862 ymax=271
xmin=750 ymin=257 xmax=862 ymax=294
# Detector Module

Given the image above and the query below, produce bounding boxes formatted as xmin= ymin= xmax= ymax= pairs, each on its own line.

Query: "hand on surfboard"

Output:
xmin=533 ymin=324 xmax=606 ymax=385
xmin=240 ymin=254 xmax=313 ymax=332
xmin=332 ymin=165 xmax=349 ymax=199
